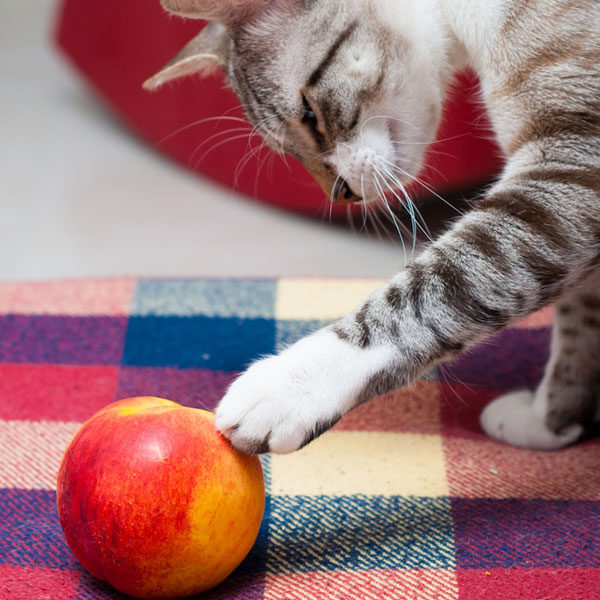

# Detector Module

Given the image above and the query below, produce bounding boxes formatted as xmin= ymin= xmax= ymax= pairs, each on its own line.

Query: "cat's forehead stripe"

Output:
xmin=307 ymin=20 xmax=359 ymax=89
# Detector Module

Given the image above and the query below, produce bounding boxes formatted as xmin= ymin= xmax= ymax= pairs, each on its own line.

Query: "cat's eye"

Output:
xmin=300 ymin=94 xmax=326 ymax=148
xmin=301 ymin=95 xmax=318 ymax=125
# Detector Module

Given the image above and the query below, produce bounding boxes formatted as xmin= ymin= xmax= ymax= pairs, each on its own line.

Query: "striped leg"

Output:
xmin=481 ymin=269 xmax=600 ymax=450
xmin=217 ymin=153 xmax=600 ymax=454
xmin=218 ymin=100 xmax=600 ymax=455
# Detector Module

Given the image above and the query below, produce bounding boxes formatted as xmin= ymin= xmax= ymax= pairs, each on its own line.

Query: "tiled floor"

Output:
xmin=0 ymin=0 xmax=417 ymax=281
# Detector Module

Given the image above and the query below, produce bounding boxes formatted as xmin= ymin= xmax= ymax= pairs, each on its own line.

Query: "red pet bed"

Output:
xmin=55 ymin=0 xmax=502 ymax=218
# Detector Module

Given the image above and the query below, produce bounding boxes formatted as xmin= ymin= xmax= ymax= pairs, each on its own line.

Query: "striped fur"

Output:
xmin=148 ymin=0 xmax=600 ymax=453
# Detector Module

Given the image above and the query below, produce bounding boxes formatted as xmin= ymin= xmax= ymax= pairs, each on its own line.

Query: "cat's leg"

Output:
xmin=480 ymin=269 xmax=600 ymax=450
xmin=217 ymin=127 xmax=600 ymax=454
xmin=216 ymin=179 xmax=599 ymax=454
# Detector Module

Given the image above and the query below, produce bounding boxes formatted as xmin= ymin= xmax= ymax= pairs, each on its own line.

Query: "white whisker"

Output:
xmin=194 ymin=132 xmax=256 ymax=167
xmin=372 ymin=171 xmax=407 ymax=258
xmin=375 ymin=162 xmax=434 ymax=245
xmin=155 ymin=115 xmax=249 ymax=148
xmin=189 ymin=126 xmax=252 ymax=165
xmin=379 ymin=157 xmax=464 ymax=216
xmin=360 ymin=174 xmax=369 ymax=232
xmin=372 ymin=164 xmax=420 ymax=257
xmin=360 ymin=114 xmax=426 ymax=137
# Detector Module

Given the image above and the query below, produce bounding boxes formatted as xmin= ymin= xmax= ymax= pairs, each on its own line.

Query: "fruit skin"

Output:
xmin=57 ymin=397 xmax=265 ymax=599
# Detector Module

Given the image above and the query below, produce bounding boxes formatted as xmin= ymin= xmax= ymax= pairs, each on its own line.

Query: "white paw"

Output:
xmin=215 ymin=329 xmax=393 ymax=454
xmin=480 ymin=390 xmax=583 ymax=451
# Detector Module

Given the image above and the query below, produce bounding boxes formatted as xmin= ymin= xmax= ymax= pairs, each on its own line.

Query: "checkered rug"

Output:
xmin=1 ymin=278 xmax=599 ymax=599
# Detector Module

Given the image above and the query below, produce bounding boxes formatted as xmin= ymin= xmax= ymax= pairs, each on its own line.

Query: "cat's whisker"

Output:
xmin=390 ymin=146 xmax=460 ymax=178
xmin=314 ymin=149 xmax=334 ymax=161
xmin=380 ymin=157 xmax=455 ymax=210
xmin=327 ymin=171 xmax=347 ymax=223
xmin=329 ymin=171 xmax=344 ymax=207
xmin=334 ymin=164 xmax=359 ymax=227
xmin=190 ymin=127 xmax=250 ymax=162
xmin=252 ymin=121 xmax=289 ymax=191
xmin=347 ymin=203 xmax=357 ymax=235
xmin=369 ymin=200 xmax=397 ymax=246
xmin=194 ymin=132 xmax=257 ymax=168
xmin=379 ymin=157 xmax=465 ymax=216
xmin=365 ymin=203 xmax=380 ymax=240
xmin=266 ymin=151 xmax=279 ymax=182
xmin=361 ymin=114 xmax=426 ymax=137
xmin=379 ymin=166 xmax=430 ymax=234
xmin=397 ymin=180 xmax=433 ymax=242
xmin=398 ymin=155 xmax=450 ymax=183
xmin=190 ymin=126 xmax=254 ymax=165
xmin=365 ymin=202 xmax=384 ymax=244
xmin=372 ymin=162 xmax=433 ymax=247
xmin=235 ymin=145 xmax=262 ymax=188
xmin=252 ymin=115 xmax=283 ymax=143
xmin=251 ymin=117 xmax=280 ymax=146
xmin=272 ymin=121 xmax=289 ymax=164
xmin=155 ymin=115 xmax=249 ymax=148
xmin=216 ymin=104 xmax=248 ymax=122
xmin=250 ymin=114 xmax=279 ymax=135
xmin=255 ymin=118 xmax=290 ymax=167
xmin=372 ymin=171 xmax=407 ymax=257
xmin=389 ymin=131 xmax=471 ymax=147
xmin=437 ymin=363 xmax=475 ymax=400
xmin=185 ymin=113 xmax=280 ymax=176
xmin=233 ymin=133 xmax=274 ymax=187
xmin=253 ymin=149 xmax=273 ymax=198
xmin=360 ymin=175 xmax=369 ymax=233
xmin=372 ymin=164 xmax=418 ymax=256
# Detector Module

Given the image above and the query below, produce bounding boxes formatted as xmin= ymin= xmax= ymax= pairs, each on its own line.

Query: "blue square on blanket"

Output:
xmin=267 ymin=495 xmax=456 ymax=573
xmin=0 ymin=489 xmax=74 ymax=569
xmin=122 ymin=315 xmax=276 ymax=371
xmin=451 ymin=498 xmax=600 ymax=569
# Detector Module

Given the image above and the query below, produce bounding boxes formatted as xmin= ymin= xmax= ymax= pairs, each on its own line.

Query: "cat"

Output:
xmin=145 ymin=0 xmax=600 ymax=454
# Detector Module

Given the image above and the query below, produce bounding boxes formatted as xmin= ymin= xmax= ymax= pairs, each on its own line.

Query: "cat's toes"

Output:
xmin=480 ymin=390 xmax=583 ymax=451
xmin=215 ymin=357 xmax=299 ymax=454
xmin=215 ymin=346 xmax=343 ymax=454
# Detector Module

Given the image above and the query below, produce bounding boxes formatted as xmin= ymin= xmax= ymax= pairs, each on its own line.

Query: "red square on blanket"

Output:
xmin=0 ymin=565 xmax=80 ymax=599
xmin=0 ymin=364 xmax=119 ymax=422
xmin=457 ymin=567 xmax=600 ymax=600
xmin=444 ymin=435 xmax=600 ymax=500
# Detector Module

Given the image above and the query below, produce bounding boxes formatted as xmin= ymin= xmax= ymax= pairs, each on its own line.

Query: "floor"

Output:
xmin=0 ymin=0 xmax=446 ymax=282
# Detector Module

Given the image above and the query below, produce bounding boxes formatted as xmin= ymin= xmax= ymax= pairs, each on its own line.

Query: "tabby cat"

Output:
xmin=145 ymin=0 xmax=600 ymax=454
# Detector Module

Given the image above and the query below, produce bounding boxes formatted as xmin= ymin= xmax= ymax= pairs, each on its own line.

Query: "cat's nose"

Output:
xmin=333 ymin=178 xmax=362 ymax=204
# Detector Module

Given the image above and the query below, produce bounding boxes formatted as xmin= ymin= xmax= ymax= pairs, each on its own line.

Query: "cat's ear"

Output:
xmin=143 ymin=21 xmax=230 ymax=90
xmin=157 ymin=0 xmax=267 ymax=27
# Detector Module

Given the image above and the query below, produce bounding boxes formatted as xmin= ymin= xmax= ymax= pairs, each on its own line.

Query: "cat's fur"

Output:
xmin=146 ymin=0 xmax=600 ymax=454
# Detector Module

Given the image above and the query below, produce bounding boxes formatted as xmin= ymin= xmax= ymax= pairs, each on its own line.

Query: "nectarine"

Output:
xmin=57 ymin=397 xmax=265 ymax=599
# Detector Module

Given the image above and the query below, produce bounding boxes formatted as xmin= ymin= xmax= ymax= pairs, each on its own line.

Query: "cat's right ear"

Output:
xmin=156 ymin=0 xmax=267 ymax=27
xmin=142 ymin=21 xmax=230 ymax=90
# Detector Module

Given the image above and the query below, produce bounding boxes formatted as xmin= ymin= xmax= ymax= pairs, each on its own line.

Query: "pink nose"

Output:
xmin=333 ymin=178 xmax=362 ymax=204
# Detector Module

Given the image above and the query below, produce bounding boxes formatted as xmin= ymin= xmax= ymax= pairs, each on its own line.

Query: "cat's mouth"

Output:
xmin=310 ymin=165 xmax=363 ymax=205
xmin=332 ymin=178 xmax=362 ymax=205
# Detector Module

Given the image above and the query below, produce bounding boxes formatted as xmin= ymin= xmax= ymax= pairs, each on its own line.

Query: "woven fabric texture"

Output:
xmin=1 ymin=278 xmax=599 ymax=600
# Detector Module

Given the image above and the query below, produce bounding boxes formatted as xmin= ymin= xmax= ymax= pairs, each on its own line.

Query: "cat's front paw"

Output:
xmin=215 ymin=329 xmax=393 ymax=454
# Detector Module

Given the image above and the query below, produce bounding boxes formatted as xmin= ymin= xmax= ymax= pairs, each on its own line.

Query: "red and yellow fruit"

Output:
xmin=57 ymin=397 xmax=265 ymax=599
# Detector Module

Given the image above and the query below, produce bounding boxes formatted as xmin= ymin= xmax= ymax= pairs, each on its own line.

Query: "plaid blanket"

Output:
xmin=1 ymin=278 xmax=599 ymax=600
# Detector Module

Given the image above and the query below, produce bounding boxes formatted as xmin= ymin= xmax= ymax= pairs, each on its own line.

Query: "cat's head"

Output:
xmin=145 ymin=0 xmax=457 ymax=205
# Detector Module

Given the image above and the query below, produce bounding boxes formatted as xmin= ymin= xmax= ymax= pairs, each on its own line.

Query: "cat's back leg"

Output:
xmin=481 ymin=269 xmax=600 ymax=450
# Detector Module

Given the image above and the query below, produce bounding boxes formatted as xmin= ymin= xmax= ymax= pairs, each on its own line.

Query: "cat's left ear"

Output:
xmin=143 ymin=21 xmax=230 ymax=90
